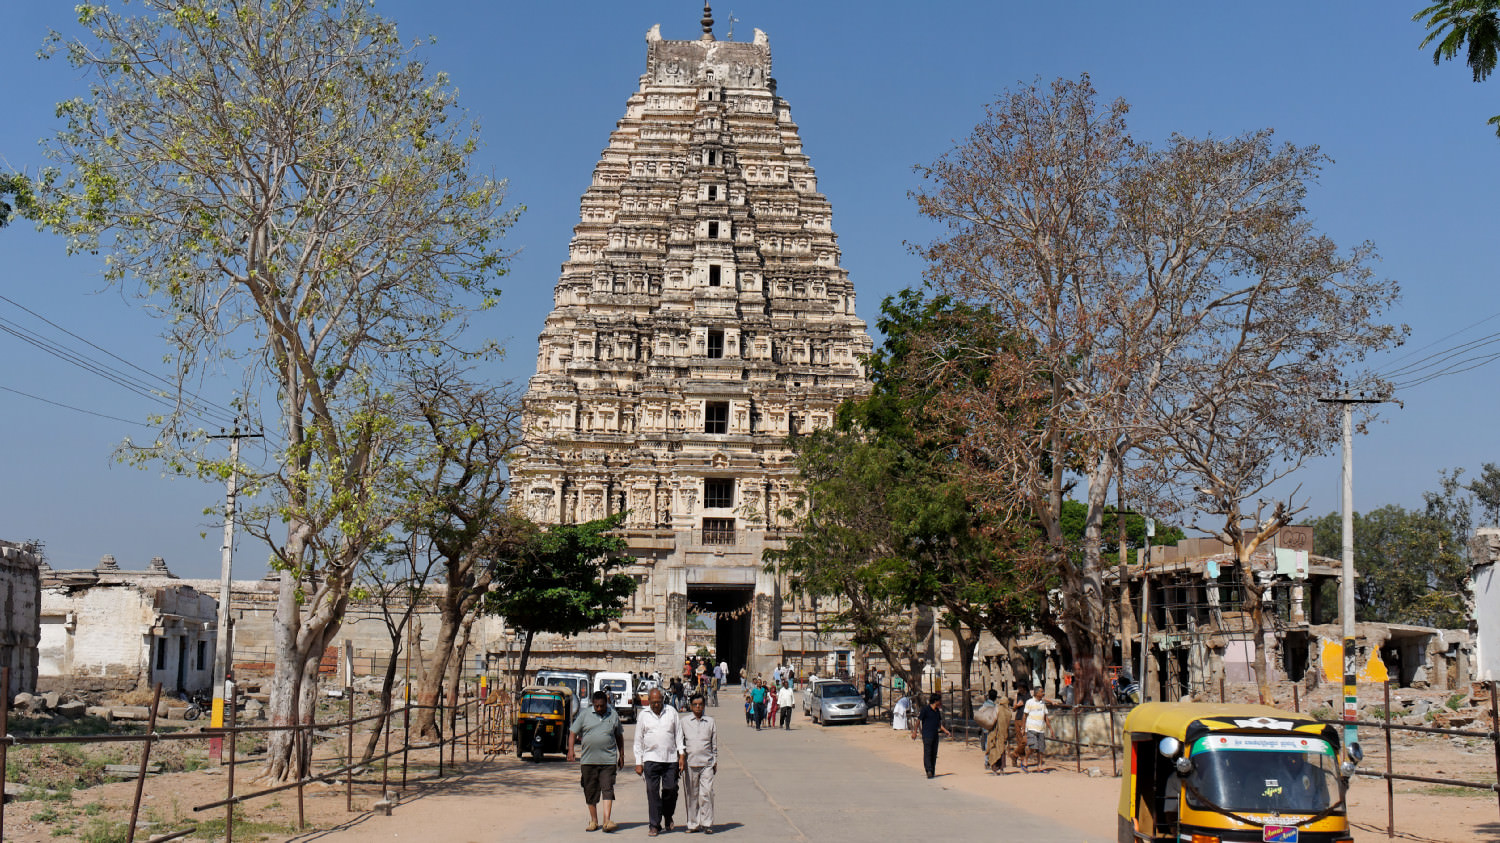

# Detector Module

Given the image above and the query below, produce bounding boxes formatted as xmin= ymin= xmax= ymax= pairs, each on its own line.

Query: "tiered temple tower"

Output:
xmin=512 ymin=8 xmax=872 ymax=681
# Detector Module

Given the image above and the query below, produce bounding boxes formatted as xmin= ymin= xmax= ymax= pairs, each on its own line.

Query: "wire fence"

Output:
xmin=875 ymin=675 xmax=1500 ymax=838
xmin=0 ymin=667 xmax=511 ymax=843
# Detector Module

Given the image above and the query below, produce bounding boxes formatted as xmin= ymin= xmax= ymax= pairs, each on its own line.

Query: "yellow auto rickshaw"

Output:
xmin=513 ymin=685 xmax=573 ymax=762
xmin=1119 ymin=703 xmax=1361 ymax=843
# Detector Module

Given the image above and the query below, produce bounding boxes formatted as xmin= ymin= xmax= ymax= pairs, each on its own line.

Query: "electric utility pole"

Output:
xmin=1317 ymin=391 xmax=1389 ymax=750
xmin=207 ymin=427 xmax=262 ymax=760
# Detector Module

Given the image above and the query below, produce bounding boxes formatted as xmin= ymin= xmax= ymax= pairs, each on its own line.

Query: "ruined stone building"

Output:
xmin=509 ymin=9 xmax=873 ymax=682
xmin=39 ymin=555 xmax=218 ymax=694
xmin=0 ymin=540 xmax=42 ymax=696
xmin=1103 ymin=535 xmax=1472 ymax=702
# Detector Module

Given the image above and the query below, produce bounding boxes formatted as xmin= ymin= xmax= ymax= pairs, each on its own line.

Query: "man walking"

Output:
xmin=635 ymin=688 xmax=684 ymax=837
xmin=750 ymin=679 xmax=768 ymax=730
xmin=1022 ymin=686 xmax=1050 ymax=772
xmin=913 ymin=693 xmax=951 ymax=779
xmin=777 ymin=681 xmax=794 ymax=729
xmin=569 ymin=690 xmax=625 ymax=833
xmin=680 ymin=693 xmax=718 ymax=834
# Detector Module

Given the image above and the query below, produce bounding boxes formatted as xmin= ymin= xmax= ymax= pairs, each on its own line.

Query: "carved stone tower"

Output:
xmin=512 ymin=11 xmax=872 ymax=681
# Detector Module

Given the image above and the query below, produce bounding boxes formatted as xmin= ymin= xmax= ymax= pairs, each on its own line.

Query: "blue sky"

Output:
xmin=1 ymin=2 xmax=1496 ymax=578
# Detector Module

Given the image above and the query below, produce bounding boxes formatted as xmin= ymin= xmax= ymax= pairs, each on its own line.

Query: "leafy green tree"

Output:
xmin=771 ymin=290 xmax=1054 ymax=705
xmin=1415 ymin=0 xmax=1500 ymax=134
xmin=483 ymin=513 xmax=637 ymax=698
xmin=1310 ymin=503 xmax=1468 ymax=627
xmin=35 ymin=0 xmax=515 ymax=780
xmin=0 ymin=173 xmax=35 ymax=229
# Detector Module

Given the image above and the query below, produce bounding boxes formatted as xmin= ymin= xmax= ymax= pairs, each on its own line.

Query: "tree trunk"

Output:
xmin=513 ymin=629 xmax=536 ymax=701
xmin=956 ymin=623 xmax=980 ymax=719
xmin=359 ymin=636 xmax=403 ymax=764
xmin=265 ymin=567 xmax=307 ymax=781
xmin=1240 ymin=560 xmax=1272 ymax=704
xmin=412 ymin=597 xmax=463 ymax=739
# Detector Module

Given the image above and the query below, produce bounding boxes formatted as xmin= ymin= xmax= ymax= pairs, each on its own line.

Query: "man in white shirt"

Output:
xmin=634 ymin=687 xmax=685 ymax=836
xmin=680 ymin=693 xmax=718 ymax=833
xmin=1022 ymin=687 xmax=1050 ymax=771
xmin=776 ymin=682 xmax=795 ymax=730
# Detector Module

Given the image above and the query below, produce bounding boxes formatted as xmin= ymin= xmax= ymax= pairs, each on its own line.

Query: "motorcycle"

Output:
xmin=178 ymin=688 xmax=212 ymax=721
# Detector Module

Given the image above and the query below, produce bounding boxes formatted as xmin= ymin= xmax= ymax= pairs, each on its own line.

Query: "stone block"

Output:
xmin=42 ymin=691 xmax=60 ymax=709
xmin=56 ymin=700 xmax=88 ymax=719
xmin=12 ymin=691 xmax=35 ymax=712
xmin=86 ymin=705 xmax=114 ymax=721
xmin=112 ymin=706 xmax=152 ymax=721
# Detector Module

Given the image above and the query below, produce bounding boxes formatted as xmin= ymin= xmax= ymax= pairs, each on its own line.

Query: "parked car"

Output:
xmin=594 ymin=671 xmax=638 ymax=723
xmin=810 ymin=681 xmax=868 ymax=725
xmin=803 ymin=678 xmax=841 ymax=716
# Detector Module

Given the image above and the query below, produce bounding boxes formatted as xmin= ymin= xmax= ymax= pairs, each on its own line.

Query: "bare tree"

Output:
xmin=39 ymin=0 xmax=515 ymax=779
xmin=911 ymin=76 xmax=1400 ymax=703
xmin=403 ymin=369 xmax=526 ymax=738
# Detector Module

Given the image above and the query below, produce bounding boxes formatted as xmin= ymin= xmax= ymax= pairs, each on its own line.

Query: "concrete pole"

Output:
xmin=1340 ymin=403 xmax=1358 ymax=748
xmin=209 ymin=431 xmax=246 ymax=761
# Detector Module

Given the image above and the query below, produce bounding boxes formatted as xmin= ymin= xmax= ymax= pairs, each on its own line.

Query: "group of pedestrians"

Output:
xmin=568 ymin=686 xmax=719 ymax=835
xmin=742 ymin=676 xmax=795 ymax=730
xmin=897 ymin=685 xmax=1054 ymax=779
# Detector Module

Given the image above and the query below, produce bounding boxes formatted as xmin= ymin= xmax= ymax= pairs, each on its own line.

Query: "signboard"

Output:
xmin=1278 ymin=526 xmax=1314 ymax=553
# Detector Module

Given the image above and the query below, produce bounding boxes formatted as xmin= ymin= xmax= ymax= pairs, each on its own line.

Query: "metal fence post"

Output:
xmin=1108 ymin=706 xmax=1118 ymax=778
xmin=1489 ymin=682 xmax=1500 ymax=827
xmin=126 ymin=682 xmax=164 ymax=843
xmin=226 ymin=685 xmax=237 ymax=843
xmin=1073 ymin=705 xmax=1081 ymax=773
xmin=1 ymin=667 xmax=10 ymax=841
xmin=401 ymin=692 xmax=411 ymax=792
xmin=346 ymin=686 xmax=355 ymax=812
xmin=1384 ymin=680 xmax=1394 ymax=839
xmin=295 ymin=721 xmax=306 ymax=831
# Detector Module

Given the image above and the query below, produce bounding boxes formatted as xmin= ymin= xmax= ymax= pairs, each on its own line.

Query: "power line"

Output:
xmin=0 ymin=384 xmax=155 ymax=428
xmin=0 ymin=294 xmax=242 ymax=427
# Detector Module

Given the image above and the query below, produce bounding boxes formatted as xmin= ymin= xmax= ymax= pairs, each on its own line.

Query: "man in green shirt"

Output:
xmin=569 ymin=690 xmax=626 ymax=832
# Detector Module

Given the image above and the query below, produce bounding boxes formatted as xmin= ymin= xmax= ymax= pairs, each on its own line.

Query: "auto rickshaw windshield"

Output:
xmin=521 ymin=696 xmax=565 ymax=716
xmin=1186 ymin=735 xmax=1338 ymax=815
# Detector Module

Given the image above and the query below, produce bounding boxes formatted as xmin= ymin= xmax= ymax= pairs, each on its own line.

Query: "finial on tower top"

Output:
xmin=701 ymin=3 xmax=715 ymax=41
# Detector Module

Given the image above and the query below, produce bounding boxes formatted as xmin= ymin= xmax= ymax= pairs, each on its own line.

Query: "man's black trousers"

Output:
xmin=922 ymin=736 xmax=939 ymax=777
xmin=642 ymin=760 xmax=679 ymax=830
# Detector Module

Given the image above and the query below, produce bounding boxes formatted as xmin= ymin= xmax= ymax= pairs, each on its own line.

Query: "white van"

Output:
xmin=593 ymin=671 xmax=638 ymax=723
xmin=534 ymin=668 xmax=590 ymax=719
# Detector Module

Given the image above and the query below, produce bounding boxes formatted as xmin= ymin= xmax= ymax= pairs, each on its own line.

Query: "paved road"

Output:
xmin=503 ymin=698 xmax=1077 ymax=841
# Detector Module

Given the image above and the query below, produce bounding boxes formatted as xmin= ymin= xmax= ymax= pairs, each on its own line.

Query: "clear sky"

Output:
xmin=1 ymin=2 xmax=1496 ymax=579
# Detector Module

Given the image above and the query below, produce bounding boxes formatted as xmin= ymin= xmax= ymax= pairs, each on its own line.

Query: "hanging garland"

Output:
xmin=686 ymin=602 xmax=753 ymax=620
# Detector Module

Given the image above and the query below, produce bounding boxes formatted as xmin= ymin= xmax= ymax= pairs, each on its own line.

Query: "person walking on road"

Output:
xmin=750 ymin=679 xmax=768 ymax=730
xmin=680 ymin=693 xmax=718 ymax=834
xmin=913 ymin=693 xmax=951 ymax=779
xmin=1022 ymin=687 xmax=1050 ymax=772
xmin=568 ymin=690 xmax=625 ymax=833
xmin=634 ymin=688 xmax=685 ymax=837
xmin=777 ymin=681 xmax=795 ymax=729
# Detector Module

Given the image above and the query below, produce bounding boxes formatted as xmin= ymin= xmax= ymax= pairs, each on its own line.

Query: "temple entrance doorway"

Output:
xmin=687 ymin=584 xmax=753 ymax=685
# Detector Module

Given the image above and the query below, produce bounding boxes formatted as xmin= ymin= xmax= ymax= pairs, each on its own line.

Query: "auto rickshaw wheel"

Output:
xmin=530 ymin=743 xmax=543 ymax=763
xmin=515 ymin=742 xmax=524 ymax=759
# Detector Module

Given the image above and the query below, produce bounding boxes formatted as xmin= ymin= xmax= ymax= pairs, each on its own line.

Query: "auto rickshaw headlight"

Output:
xmin=1174 ymin=756 xmax=1193 ymax=775
xmin=1339 ymin=760 xmax=1357 ymax=777
xmin=1158 ymin=737 xmax=1180 ymax=758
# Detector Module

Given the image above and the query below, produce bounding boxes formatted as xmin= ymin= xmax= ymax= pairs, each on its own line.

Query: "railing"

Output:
xmin=0 ymin=667 xmax=499 ymax=843
xmin=700 ymin=528 xmax=737 ymax=545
